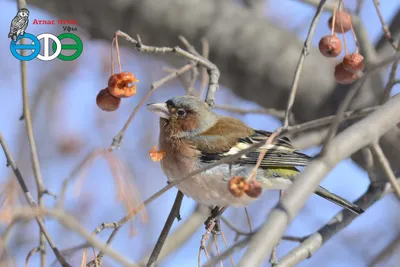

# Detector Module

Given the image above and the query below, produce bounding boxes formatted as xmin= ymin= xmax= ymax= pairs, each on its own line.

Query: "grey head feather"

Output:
xmin=167 ymin=96 xmax=219 ymax=137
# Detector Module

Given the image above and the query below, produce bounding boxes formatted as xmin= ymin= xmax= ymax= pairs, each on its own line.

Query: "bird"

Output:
xmin=8 ymin=8 xmax=30 ymax=42
xmin=147 ymin=95 xmax=364 ymax=215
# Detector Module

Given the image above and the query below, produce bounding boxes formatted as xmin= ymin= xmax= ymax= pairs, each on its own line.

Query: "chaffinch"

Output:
xmin=147 ymin=96 xmax=364 ymax=215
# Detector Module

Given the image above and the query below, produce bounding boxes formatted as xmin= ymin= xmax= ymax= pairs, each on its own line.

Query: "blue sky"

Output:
xmin=0 ymin=0 xmax=399 ymax=266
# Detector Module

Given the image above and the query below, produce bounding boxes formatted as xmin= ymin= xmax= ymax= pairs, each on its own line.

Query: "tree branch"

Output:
xmin=238 ymin=95 xmax=400 ymax=266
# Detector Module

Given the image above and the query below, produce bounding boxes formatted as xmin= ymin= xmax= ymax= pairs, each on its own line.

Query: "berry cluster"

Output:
xmin=96 ymin=72 xmax=139 ymax=112
xmin=228 ymin=176 xmax=262 ymax=198
xmin=319 ymin=8 xmax=365 ymax=84
xmin=96 ymin=35 xmax=139 ymax=112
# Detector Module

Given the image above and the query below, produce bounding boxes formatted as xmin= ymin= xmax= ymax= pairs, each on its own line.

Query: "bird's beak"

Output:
xmin=146 ymin=102 xmax=171 ymax=120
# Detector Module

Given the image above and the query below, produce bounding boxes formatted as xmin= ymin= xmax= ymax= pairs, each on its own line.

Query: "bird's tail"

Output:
xmin=315 ymin=186 xmax=364 ymax=215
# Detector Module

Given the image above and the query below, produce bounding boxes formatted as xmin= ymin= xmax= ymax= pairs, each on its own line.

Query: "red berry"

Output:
xmin=342 ymin=53 xmax=365 ymax=73
xmin=319 ymin=34 xmax=343 ymax=57
xmin=334 ymin=63 xmax=360 ymax=84
xmin=228 ymin=176 xmax=249 ymax=198
xmin=244 ymin=180 xmax=262 ymax=198
xmin=328 ymin=11 xmax=352 ymax=33
xmin=96 ymin=88 xmax=121 ymax=111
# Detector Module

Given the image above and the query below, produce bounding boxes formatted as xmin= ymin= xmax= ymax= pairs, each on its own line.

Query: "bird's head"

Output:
xmin=18 ymin=8 xmax=29 ymax=17
xmin=147 ymin=96 xmax=218 ymax=138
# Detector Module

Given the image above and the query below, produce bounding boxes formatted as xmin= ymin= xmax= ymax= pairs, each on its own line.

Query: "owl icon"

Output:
xmin=8 ymin=8 xmax=30 ymax=41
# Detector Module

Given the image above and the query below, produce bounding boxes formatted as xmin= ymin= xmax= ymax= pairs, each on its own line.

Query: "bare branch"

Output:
xmin=372 ymin=0 xmax=398 ymax=50
xmin=139 ymin=205 xmax=208 ymax=265
xmin=6 ymin=207 xmax=138 ymax=267
xmin=383 ymin=45 xmax=400 ymax=102
xmin=25 ymin=247 xmax=41 ymax=267
xmin=213 ymin=104 xmax=287 ymax=120
xmin=370 ymin=143 xmax=400 ymax=200
xmin=0 ymin=133 xmax=71 ymax=267
xmin=276 ymin=179 xmax=393 ymax=267
xmin=147 ymin=191 xmax=184 ymax=267
xmin=116 ymin=31 xmax=220 ymax=107
xmin=283 ymin=0 xmax=328 ymax=127
xmin=238 ymin=95 xmax=400 ymax=266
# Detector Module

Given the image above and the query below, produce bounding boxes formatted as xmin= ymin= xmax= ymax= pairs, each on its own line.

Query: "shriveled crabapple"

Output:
xmin=328 ymin=11 xmax=352 ymax=33
xmin=107 ymin=72 xmax=139 ymax=98
xmin=334 ymin=63 xmax=360 ymax=84
xmin=244 ymin=180 xmax=262 ymax=198
xmin=228 ymin=176 xmax=249 ymax=198
xmin=342 ymin=53 xmax=365 ymax=73
xmin=319 ymin=34 xmax=342 ymax=57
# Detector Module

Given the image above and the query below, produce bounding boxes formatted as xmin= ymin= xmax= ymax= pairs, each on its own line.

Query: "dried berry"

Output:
xmin=334 ymin=63 xmax=360 ymax=84
xmin=149 ymin=146 xmax=166 ymax=162
xmin=319 ymin=34 xmax=342 ymax=57
xmin=342 ymin=53 xmax=365 ymax=73
xmin=96 ymin=88 xmax=121 ymax=111
xmin=108 ymin=72 xmax=139 ymax=98
xmin=228 ymin=176 xmax=249 ymax=198
xmin=328 ymin=11 xmax=352 ymax=33
xmin=244 ymin=180 xmax=262 ymax=198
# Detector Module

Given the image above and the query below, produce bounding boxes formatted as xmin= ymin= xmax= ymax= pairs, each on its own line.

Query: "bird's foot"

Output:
xmin=203 ymin=206 xmax=225 ymax=235
xmin=204 ymin=216 xmax=221 ymax=235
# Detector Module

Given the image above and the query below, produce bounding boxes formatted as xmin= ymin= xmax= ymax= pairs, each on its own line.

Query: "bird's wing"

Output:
xmin=10 ymin=16 xmax=25 ymax=32
xmin=236 ymin=130 xmax=311 ymax=167
xmin=193 ymin=118 xmax=311 ymax=168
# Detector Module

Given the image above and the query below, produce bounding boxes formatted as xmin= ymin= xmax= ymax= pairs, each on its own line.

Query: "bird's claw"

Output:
xmin=204 ymin=206 xmax=223 ymax=235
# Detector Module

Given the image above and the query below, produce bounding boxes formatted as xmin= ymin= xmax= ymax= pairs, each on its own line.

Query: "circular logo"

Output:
xmin=10 ymin=33 xmax=40 ymax=61
xmin=36 ymin=33 xmax=62 ymax=61
xmin=52 ymin=33 xmax=83 ymax=61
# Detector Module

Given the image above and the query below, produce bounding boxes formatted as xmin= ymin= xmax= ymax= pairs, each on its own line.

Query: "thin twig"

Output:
xmin=221 ymin=217 xmax=252 ymax=238
xmin=17 ymin=0 xmax=59 ymax=264
xmin=146 ymin=191 xmax=184 ymax=267
xmin=178 ymin=35 xmax=200 ymax=95
xmin=17 ymin=0 xmax=48 ymax=265
xmin=321 ymin=53 xmax=400 ymax=153
xmin=370 ymin=143 xmax=400 ymax=200
xmin=110 ymin=63 xmax=196 ymax=151
xmin=283 ymin=0 xmax=328 ymax=127
xmin=220 ymin=230 xmax=236 ymax=267
xmin=214 ymin=104 xmax=286 ymax=120
xmin=0 ymin=133 xmax=71 ymax=267
xmin=199 ymin=38 xmax=210 ymax=98
xmin=139 ymin=205 xmax=208 ymax=265
xmin=247 ymin=128 xmax=283 ymax=181
xmin=287 ymin=106 xmax=379 ymax=134
xmin=116 ymin=31 xmax=220 ymax=106
xmin=383 ymin=41 xmax=399 ymax=102
xmin=243 ymin=208 xmax=252 ymax=233
xmin=5 ymin=207 xmax=137 ymax=267
xmin=213 ymin=235 xmax=223 ymax=267
xmin=25 ymin=247 xmax=41 ymax=267
xmin=204 ymin=235 xmax=253 ymax=267
xmin=372 ymin=0 xmax=398 ymax=50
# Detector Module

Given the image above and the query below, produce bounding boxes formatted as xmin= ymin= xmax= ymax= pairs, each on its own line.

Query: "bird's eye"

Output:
xmin=177 ymin=109 xmax=186 ymax=117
